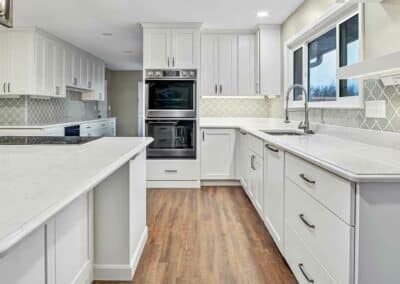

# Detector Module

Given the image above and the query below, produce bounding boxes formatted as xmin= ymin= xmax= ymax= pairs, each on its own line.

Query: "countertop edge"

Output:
xmin=0 ymin=137 xmax=153 ymax=257
xmin=0 ymin=117 xmax=117 ymax=129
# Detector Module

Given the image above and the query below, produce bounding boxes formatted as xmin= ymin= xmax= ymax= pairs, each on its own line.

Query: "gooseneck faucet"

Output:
xmin=285 ymin=84 xmax=314 ymax=134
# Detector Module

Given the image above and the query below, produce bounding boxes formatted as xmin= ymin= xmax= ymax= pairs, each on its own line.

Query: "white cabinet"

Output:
xmin=0 ymin=31 xmax=12 ymax=95
xmin=238 ymin=35 xmax=255 ymax=96
xmin=249 ymin=151 xmax=263 ymax=215
xmin=256 ymin=25 xmax=281 ymax=96
xmin=263 ymin=143 xmax=285 ymax=251
xmin=201 ymin=34 xmax=238 ymax=96
xmin=236 ymin=129 xmax=249 ymax=191
xmin=143 ymin=24 xmax=200 ymax=69
xmin=80 ymin=119 xmax=116 ymax=137
xmin=201 ymin=128 xmax=236 ymax=180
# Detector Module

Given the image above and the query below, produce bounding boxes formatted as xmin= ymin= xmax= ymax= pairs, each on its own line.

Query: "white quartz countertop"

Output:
xmin=0 ymin=137 xmax=152 ymax=256
xmin=200 ymin=117 xmax=400 ymax=183
xmin=0 ymin=117 xmax=116 ymax=129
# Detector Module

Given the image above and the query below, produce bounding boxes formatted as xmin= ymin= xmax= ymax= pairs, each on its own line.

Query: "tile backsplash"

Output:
xmin=0 ymin=91 xmax=99 ymax=126
xmin=200 ymin=97 xmax=270 ymax=117
xmin=287 ymin=80 xmax=400 ymax=132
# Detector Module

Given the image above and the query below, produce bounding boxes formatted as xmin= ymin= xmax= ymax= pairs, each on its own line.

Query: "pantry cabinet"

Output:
xmin=0 ymin=27 xmax=105 ymax=100
xmin=142 ymin=24 xmax=201 ymax=69
xmin=200 ymin=128 xmax=236 ymax=180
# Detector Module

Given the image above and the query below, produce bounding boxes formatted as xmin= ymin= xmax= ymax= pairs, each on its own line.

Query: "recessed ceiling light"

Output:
xmin=102 ymin=32 xmax=113 ymax=36
xmin=257 ymin=11 xmax=269 ymax=18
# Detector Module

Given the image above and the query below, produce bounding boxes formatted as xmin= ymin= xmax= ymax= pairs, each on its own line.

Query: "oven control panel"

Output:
xmin=146 ymin=69 xmax=197 ymax=80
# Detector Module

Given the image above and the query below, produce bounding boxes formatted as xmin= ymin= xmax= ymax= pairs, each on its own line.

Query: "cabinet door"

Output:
xmin=55 ymin=44 xmax=66 ymax=97
xmin=80 ymin=55 xmax=88 ymax=89
xmin=171 ymin=29 xmax=197 ymax=68
xmin=200 ymin=34 xmax=218 ymax=96
xmin=236 ymin=130 xmax=249 ymax=192
xmin=87 ymin=58 xmax=94 ymax=90
xmin=201 ymin=128 xmax=236 ymax=180
xmin=144 ymin=29 xmax=171 ymax=68
xmin=218 ymin=35 xmax=238 ymax=96
xmin=72 ymin=50 xmax=80 ymax=87
xmin=264 ymin=144 xmax=284 ymax=250
xmin=238 ymin=35 xmax=255 ymax=96
xmin=254 ymin=154 xmax=264 ymax=215
xmin=0 ymin=31 xmax=11 ymax=94
xmin=43 ymin=37 xmax=56 ymax=97
xmin=64 ymin=47 xmax=74 ymax=86
xmin=10 ymin=31 xmax=34 ymax=95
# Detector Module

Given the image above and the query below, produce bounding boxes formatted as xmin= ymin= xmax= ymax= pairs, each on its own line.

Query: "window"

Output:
xmin=293 ymin=47 xmax=303 ymax=101
xmin=308 ymin=28 xmax=337 ymax=102
xmin=287 ymin=6 xmax=363 ymax=109
xmin=339 ymin=14 xmax=359 ymax=97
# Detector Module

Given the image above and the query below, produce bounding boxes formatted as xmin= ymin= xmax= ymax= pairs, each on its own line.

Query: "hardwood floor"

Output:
xmin=94 ymin=187 xmax=296 ymax=284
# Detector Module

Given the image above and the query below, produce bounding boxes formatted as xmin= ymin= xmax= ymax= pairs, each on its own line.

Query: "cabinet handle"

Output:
xmin=299 ymin=214 xmax=316 ymax=229
xmin=239 ymin=130 xmax=247 ymax=135
xmin=298 ymin=264 xmax=314 ymax=283
xmin=173 ymin=57 xmax=175 ymax=67
xmin=251 ymin=155 xmax=256 ymax=170
xmin=214 ymin=84 xmax=217 ymax=94
xmin=167 ymin=57 xmax=170 ymax=67
xmin=299 ymin=174 xmax=316 ymax=185
xmin=8 ymin=83 xmax=11 ymax=93
xmin=219 ymin=84 xmax=222 ymax=94
xmin=202 ymin=131 xmax=205 ymax=141
xmin=3 ymin=83 xmax=5 ymax=93
xmin=165 ymin=170 xmax=178 ymax=173
xmin=266 ymin=144 xmax=279 ymax=153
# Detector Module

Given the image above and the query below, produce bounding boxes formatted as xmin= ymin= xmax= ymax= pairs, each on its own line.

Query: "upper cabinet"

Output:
xmin=0 ymin=28 xmax=105 ymax=100
xmin=142 ymin=23 xmax=201 ymax=69
xmin=200 ymin=26 xmax=281 ymax=97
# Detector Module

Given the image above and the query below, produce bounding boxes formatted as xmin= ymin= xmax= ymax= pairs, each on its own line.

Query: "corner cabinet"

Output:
xmin=0 ymin=27 xmax=105 ymax=100
xmin=142 ymin=23 xmax=201 ymax=69
xmin=200 ymin=128 xmax=236 ymax=180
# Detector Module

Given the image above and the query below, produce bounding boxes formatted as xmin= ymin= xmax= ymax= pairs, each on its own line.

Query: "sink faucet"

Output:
xmin=285 ymin=84 xmax=314 ymax=134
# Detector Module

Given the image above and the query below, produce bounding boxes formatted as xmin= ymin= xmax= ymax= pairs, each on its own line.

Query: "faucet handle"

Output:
xmin=298 ymin=121 xmax=306 ymax=130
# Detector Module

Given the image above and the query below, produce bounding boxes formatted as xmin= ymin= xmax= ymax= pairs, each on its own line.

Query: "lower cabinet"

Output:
xmin=201 ymin=128 xmax=236 ymax=180
xmin=236 ymin=129 xmax=249 ymax=191
xmin=0 ymin=194 xmax=91 ymax=284
xmin=263 ymin=143 xmax=285 ymax=251
xmin=248 ymin=151 xmax=263 ymax=215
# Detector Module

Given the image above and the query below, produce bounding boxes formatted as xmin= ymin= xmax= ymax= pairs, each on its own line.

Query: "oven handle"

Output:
xmin=146 ymin=121 xmax=179 ymax=125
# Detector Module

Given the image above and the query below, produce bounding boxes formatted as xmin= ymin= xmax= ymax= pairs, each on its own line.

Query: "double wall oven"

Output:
xmin=145 ymin=70 xmax=197 ymax=159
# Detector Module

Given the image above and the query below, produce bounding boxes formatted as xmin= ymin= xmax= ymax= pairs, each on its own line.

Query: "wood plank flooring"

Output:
xmin=94 ymin=187 xmax=296 ymax=284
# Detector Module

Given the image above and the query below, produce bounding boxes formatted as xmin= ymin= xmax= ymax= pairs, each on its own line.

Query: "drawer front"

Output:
xmin=286 ymin=179 xmax=353 ymax=284
xmin=147 ymin=160 xmax=200 ymax=181
xmin=285 ymin=224 xmax=336 ymax=284
xmin=286 ymin=153 xmax=354 ymax=225
xmin=247 ymin=134 xmax=263 ymax=157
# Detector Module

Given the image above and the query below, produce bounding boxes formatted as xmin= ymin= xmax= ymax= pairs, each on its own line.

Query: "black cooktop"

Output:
xmin=0 ymin=136 xmax=100 ymax=145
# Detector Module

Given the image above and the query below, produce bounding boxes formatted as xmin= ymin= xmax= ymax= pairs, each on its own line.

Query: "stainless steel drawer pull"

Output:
xmin=299 ymin=174 xmax=315 ymax=185
xmin=219 ymin=84 xmax=222 ymax=94
xmin=251 ymin=155 xmax=256 ymax=170
xmin=214 ymin=84 xmax=217 ymax=94
xmin=8 ymin=83 xmax=11 ymax=93
xmin=3 ymin=83 xmax=5 ymax=93
xmin=299 ymin=214 xmax=315 ymax=229
xmin=298 ymin=263 xmax=314 ymax=283
xmin=165 ymin=170 xmax=178 ymax=173
xmin=266 ymin=144 xmax=279 ymax=153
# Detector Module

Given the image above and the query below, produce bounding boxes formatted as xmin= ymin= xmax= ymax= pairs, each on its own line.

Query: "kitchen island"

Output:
xmin=0 ymin=137 xmax=152 ymax=283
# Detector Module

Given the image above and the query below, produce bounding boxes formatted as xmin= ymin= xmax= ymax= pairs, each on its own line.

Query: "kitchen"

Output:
xmin=1 ymin=0 xmax=400 ymax=283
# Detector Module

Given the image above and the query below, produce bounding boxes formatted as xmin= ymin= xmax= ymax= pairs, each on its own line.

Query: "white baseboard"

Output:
xmin=72 ymin=260 xmax=92 ymax=284
xmin=201 ymin=180 xmax=241 ymax=186
xmin=147 ymin=180 xmax=201 ymax=188
xmin=93 ymin=226 xmax=148 ymax=281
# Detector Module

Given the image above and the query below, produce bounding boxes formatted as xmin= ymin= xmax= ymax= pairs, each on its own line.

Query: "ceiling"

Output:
xmin=13 ymin=0 xmax=304 ymax=70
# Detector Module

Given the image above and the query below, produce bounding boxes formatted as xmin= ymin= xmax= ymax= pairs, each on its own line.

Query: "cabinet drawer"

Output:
xmin=147 ymin=160 xmax=200 ymax=181
xmin=286 ymin=153 xmax=354 ymax=225
xmin=247 ymin=134 xmax=263 ymax=157
xmin=285 ymin=224 xmax=335 ymax=284
xmin=286 ymin=179 xmax=353 ymax=284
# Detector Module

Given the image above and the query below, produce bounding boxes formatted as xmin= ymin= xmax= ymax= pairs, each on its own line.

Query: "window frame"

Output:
xmin=285 ymin=4 xmax=365 ymax=110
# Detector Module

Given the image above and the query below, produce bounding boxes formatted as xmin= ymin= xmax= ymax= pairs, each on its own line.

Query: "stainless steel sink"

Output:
xmin=261 ymin=130 xmax=305 ymax=136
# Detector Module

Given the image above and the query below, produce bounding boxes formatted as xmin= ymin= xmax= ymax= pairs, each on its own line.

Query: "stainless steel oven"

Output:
xmin=145 ymin=69 xmax=196 ymax=118
xmin=146 ymin=118 xmax=196 ymax=159
xmin=0 ymin=0 xmax=13 ymax=28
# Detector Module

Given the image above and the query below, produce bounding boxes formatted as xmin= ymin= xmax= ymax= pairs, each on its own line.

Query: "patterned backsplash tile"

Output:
xmin=200 ymin=97 xmax=270 ymax=117
xmin=0 ymin=91 xmax=99 ymax=126
xmin=289 ymin=80 xmax=400 ymax=132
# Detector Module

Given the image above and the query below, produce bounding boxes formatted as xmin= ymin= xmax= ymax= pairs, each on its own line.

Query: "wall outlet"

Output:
xmin=365 ymin=100 xmax=386 ymax=118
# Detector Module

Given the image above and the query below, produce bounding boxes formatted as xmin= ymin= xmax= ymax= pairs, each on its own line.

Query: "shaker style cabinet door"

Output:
xmin=200 ymin=34 xmax=219 ymax=96
xmin=217 ymin=35 xmax=238 ymax=96
xmin=201 ymin=128 xmax=236 ymax=180
xmin=171 ymin=29 xmax=197 ymax=69
xmin=238 ymin=35 xmax=255 ymax=96
xmin=144 ymin=29 xmax=171 ymax=68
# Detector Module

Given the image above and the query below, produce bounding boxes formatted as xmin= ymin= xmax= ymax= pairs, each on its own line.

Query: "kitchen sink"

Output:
xmin=261 ymin=130 xmax=305 ymax=136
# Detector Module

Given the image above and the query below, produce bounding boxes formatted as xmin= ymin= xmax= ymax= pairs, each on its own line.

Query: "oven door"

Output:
xmin=146 ymin=118 xmax=196 ymax=159
xmin=146 ymin=80 xmax=196 ymax=118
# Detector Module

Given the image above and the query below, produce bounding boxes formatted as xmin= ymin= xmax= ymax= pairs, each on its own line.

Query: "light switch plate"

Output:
xmin=365 ymin=100 xmax=386 ymax=118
